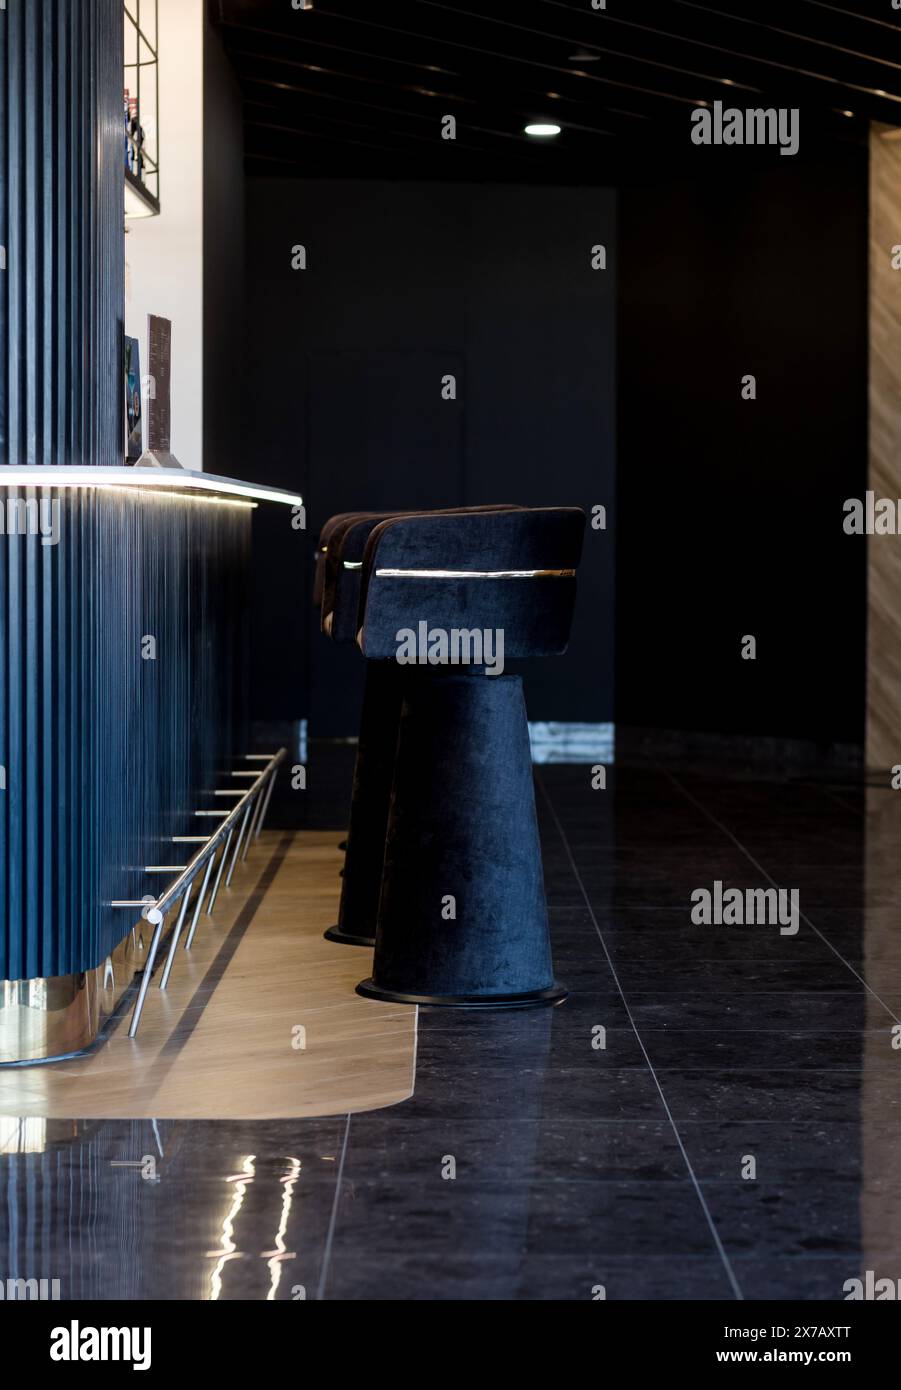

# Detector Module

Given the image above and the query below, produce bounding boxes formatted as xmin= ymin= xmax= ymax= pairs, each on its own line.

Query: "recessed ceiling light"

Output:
xmin=524 ymin=123 xmax=561 ymax=137
xmin=876 ymin=89 xmax=888 ymax=97
xmin=721 ymin=78 xmax=735 ymax=86
xmin=568 ymin=51 xmax=600 ymax=62
xmin=696 ymin=100 xmax=709 ymax=107
xmin=547 ymin=92 xmax=562 ymax=100
xmin=841 ymin=109 xmax=855 ymax=118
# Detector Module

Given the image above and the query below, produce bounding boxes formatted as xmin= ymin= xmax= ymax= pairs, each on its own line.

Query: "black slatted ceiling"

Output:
xmin=212 ymin=0 xmax=900 ymax=180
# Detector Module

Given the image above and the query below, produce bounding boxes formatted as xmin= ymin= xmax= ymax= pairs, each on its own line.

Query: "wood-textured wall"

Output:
xmin=867 ymin=125 xmax=901 ymax=770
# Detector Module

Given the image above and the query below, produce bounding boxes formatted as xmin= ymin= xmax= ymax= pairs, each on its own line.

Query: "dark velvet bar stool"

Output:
xmin=314 ymin=511 xmax=369 ymax=859
xmin=317 ymin=510 xmax=406 ymax=946
xmin=354 ymin=506 xmax=585 ymax=1007
xmin=318 ymin=505 xmax=521 ymax=948
xmin=313 ymin=511 xmax=360 ymax=611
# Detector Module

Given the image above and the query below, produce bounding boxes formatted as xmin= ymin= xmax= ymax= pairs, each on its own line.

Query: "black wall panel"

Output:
xmin=616 ymin=144 xmax=868 ymax=747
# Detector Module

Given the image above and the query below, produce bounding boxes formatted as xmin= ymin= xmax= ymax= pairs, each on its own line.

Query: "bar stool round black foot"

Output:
xmin=324 ymin=924 xmax=375 ymax=947
xmin=356 ymin=979 xmax=567 ymax=1009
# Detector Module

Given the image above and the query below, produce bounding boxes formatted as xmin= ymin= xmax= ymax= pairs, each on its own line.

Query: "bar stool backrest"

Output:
xmin=322 ymin=504 xmax=522 ymax=643
xmin=357 ymin=506 xmax=586 ymax=661
xmin=319 ymin=511 xmax=390 ymax=626
xmin=313 ymin=511 xmax=363 ymax=609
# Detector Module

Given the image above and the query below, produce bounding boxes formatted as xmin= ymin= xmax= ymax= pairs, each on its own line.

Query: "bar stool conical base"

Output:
xmin=355 ymin=979 xmax=566 ymax=1008
xmin=358 ymin=672 xmax=564 ymax=1008
xmin=323 ymin=662 xmax=403 ymax=948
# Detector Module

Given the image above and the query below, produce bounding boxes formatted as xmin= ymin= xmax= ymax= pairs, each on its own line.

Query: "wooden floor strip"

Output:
xmin=0 ymin=831 xmax=417 ymax=1120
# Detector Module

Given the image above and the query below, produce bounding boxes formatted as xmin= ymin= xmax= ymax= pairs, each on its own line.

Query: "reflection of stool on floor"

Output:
xmin=354 ymin=506 xmax=585 ymax=1007
xmin=318 ymin=506 xmax=521 ymax=948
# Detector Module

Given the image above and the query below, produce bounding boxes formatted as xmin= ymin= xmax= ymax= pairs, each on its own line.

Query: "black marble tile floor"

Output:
xmin=2 ymin=759 xmax=899 ymax=1301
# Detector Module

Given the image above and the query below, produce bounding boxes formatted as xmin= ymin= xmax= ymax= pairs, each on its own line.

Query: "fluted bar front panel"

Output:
xmin=0 ymin=489 xmax=250 ymax=981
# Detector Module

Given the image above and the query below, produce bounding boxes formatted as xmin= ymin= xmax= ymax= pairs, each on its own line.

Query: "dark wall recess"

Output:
xmin=616 ymin=145 xmax=868 ymax=749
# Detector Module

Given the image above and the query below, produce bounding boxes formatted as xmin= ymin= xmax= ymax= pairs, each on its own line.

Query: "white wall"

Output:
xmin=125 ymin=0 xmax=204 ymax=468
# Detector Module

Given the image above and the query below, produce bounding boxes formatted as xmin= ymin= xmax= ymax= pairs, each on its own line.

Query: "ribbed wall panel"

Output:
xmin=0 ymin=6 xmax=251 ymax=984
xmin=0 ymin=0 xmax=124 ymax=468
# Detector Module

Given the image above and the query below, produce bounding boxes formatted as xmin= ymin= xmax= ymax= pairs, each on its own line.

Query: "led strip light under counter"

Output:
xmin=0 ymin=467 xmax=303 ymax=508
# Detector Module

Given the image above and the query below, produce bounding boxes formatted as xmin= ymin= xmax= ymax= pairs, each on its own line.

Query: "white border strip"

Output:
xmin=528 ymin=721 xmax=615 ymax=765
xmin=375 ymin=567 xmax=576 ymax=579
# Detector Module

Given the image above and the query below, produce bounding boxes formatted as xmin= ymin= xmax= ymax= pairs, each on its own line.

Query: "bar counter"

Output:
xmin=0 ymin=467 xmax=302 ymax=1063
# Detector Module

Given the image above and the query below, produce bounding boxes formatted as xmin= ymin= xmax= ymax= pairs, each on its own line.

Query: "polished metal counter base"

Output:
xmin=0 ymin=931 xmax=145 ymax=1065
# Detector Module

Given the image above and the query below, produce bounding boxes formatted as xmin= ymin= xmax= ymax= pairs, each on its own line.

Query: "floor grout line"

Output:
xmin=316 ymin=1111 xmax=351 ymax=1301
xmin=535 ymin=771 xmax=745 ymax=1303
xmin=664 ymin=771 xmax=901 ymax=1027
xmin=810 ymin=783 xmax=864 ymax=819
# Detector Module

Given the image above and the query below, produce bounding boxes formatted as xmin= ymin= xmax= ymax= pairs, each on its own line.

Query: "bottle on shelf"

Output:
xmin=124 ymin=88 xmax=132 ymax=172
xmin=128 ymin=96 xmax=146 ymax=182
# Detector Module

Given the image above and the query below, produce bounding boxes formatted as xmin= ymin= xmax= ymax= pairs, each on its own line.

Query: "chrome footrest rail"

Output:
xmin=127 ymin=749 xmax=285 ymax=1038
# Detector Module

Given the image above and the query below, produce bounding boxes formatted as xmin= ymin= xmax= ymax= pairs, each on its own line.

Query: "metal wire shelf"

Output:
xmin=124 ymin=0 xmax=160 ymax=217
